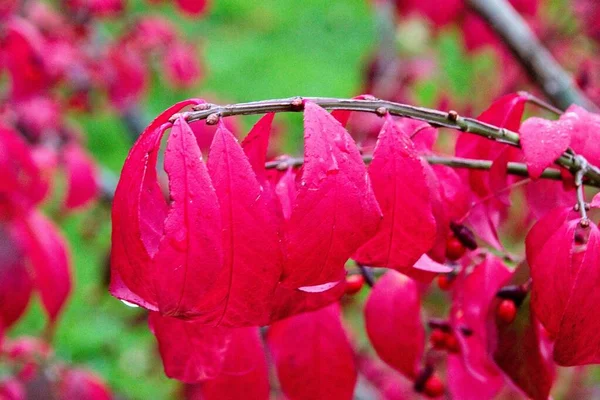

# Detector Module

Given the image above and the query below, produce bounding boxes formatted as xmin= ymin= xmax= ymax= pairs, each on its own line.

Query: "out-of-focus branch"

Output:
xmin=467 ymin=0 xmax=599 ymax=112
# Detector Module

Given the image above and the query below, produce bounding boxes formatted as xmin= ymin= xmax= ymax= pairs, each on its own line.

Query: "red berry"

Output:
xmin=437 ymin=274 xmax=453 ymax=291
xmin=444 ymin=333 xmax=460 ymax=353
xmin=429 ymin=329 xmax=447 ymax=349
xmin=423 ymin=374 xmax=445 ymax=398
xmin=345 ymin=274 xmax=364 ymax=295
xmin=445 ymin=235 xmax=466 ymax=261
xmin=497 ymin=299 xmax=517 ymax=323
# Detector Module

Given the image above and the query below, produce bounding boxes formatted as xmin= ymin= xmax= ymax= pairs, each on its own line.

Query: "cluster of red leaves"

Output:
xmin=0 ymin=337 xmax=112 ymax=400
xmin=110 ymin=91 xmax=600 ymax=398
xmin=0 ymin=125 xmax=71 ymax=336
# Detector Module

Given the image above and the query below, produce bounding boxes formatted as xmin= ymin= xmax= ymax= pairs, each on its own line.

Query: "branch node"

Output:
xmin=291 ymin=97 xmax=304 ymax=111
xmin=206 ymin=113 xmax=221 ymax=125
xmin=375 ymin=106 xmax=388 ymax=116
xmin=580 ymin=218 xmax=591 ymax=228
xmin=447 ymin=110 xmax=459 ymax=122
xmin=192 ymin=103 xmax=212 ymax=111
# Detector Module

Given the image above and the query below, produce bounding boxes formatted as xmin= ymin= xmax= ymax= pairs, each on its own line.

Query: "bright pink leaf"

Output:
xmin=150 ymin=117 xmax=223 ymax=317
xmin=149 ymin=312 xmax=231 ymax=383
xmin=0 ymin=379 xmax=25 ymax=400
xmin=447 ymin=355 xmax=504 ymax=400
xmin=561 ymin=105 xmax=600 ymax=165
xmin=111 ymin=99 xmax=202 ymax=309
xmin=365 ymin=271 xmax=424 ymax=379
xmin=63 ymin=144 xmax=99 ymax=210
xmin=195 ymin=121 xmax=282 ymax=326
xmin=186 ymin=327 xmax=270 ymax=400
xmin=282 ymin=102 xmax=381 ymax=288
xmin=355 ymin=115 xmax=436 ymax=272
xmin=528 ymin=217 xmax=600 ymax=365
xmin=520 ymin=117 xmax=571 ymax=179
xmin=268 ymin=303 xmax=357 ymax=400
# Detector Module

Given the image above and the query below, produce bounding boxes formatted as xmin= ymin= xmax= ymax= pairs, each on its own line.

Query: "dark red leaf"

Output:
xmin=364 ymin=271 xmax=424 ymax=379
xmin=282 ymin=102 xmax=381 ymax=288
xmin=268 ymin=303 xmax=357 ymax=400
xmin=149 ymin=312 xmax=231 ymax=383
xmin=175 ymin=0 xmax=210 ymax=15
xmin=150 ymin=116 xmax=223 ymax=317
xmin=0 ymin=224 xmax=33 ymax=330
xmin=354 ymin=115 xmax=436 ymax=273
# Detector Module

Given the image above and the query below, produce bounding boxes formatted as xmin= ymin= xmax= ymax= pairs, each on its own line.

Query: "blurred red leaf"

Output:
xmin=59 ymin=368 xmax=112 ymax=400
xmin=63 ymin=143 xmax=99 ymax=210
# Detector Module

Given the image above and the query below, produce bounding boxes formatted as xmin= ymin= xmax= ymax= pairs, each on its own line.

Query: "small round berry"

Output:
xmin=445 ymin=235 xmax=466 ymax=261
xmin=345 ymin=274 xmax=364 ymax=295
xmin=423 ymin=374 xmax=445 ymax=398
xmin=444 ymin=334 xmax=460 ymax=353
xmin=429 ymin=329 xmax=447 ymax=350
xmin=497 ymin=299 xmax=517 ymax=324
xmin=437 ymin=274 xmax=453 ymax=291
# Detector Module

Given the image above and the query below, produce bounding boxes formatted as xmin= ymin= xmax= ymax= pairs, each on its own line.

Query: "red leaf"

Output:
xmin=355 ymin=115 xmax=436 ymax=272
xmin=111 ymin=99 xmax=202 ymax=309
xmin=282 ymin=101 xmax=381 ymax=287
xmin=0 ymin=224 xmax=33 ymax=330
xmin=185 ymin=327 xmax=270 ymax=400
xmin=562 ymin=104 xmax=600 ymax=165
xmin=528 ymin=217 xmax=600 ymax=365
xmin=364 ymin=271 xmax=424 ymax=379
xmin=195 ymin=121 xmax=282 ymax=326
xmin=267 ymin=303 xmax=357 ymax=400
xmin=241 ymin=113 xmax=274 ymax=183
xmin=0 ymin=378 xmax=25 ymax=400
xmin=491 ymin=286 xmax=555 ymax=399
xmin=150 ymin=116 xmax=223 ymax=317
xmin=20 ymin=211 xmax=71 ymax=322
xmin=162 ymin=41 xmax=203 ymax=88
xmin=274 ymin=167 xmax=297 ymax=221
xmin=447 ymin=355 xmax=504 ymax=400
xmin=520 ymin=117 xmax=571 ymax=179
xmin=526 ymin=179 xmax=575 ymax=219
xmin=63 ymin=144 xmax=99 ymax=210
xmin=59 ymin=369 xmax=112 ymax=400
xmin=268 ymin=281 xmax=345 ymax=323
xmin=149 ymin=312 xmax=231 ymax=383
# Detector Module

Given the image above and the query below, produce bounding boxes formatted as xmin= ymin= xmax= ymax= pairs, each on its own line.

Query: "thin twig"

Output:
xmin=183 ymin=97 xmax=600 ymax=186
xmin=467 ymin=0 xmax=599 ymax=112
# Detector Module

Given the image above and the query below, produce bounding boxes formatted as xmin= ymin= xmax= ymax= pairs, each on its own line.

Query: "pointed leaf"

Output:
xmin=151 ymin=117 xmax=223 ymax=317
xmin=193 ymin=121 xmax=282 ymax=327
xmin=283 ymin=102 xmax=381 ymax=287
xmin=149 ymin=312 xmax=231 ymax=383
xmin=241 ymin=113 xmax=274 ymax=182
xmin=355 ymin=115 xmax=436 ymax=272
xmin=268 ymin=303 xmax=356 ymax=400
xmin=365 ymin=271 xmax=424 ymax=379
xmin=111 ymin=99 xmax=202 ymax=308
